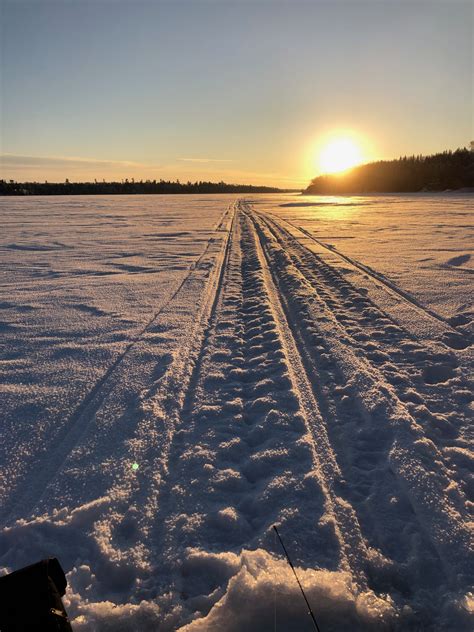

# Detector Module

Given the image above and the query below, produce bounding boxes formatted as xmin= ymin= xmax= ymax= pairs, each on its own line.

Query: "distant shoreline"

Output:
xmin=0 ymin=180 xmax=300 ymax=196
xmin=2 ymin=189 xmax=472 ymax=198
xmin=0 ymin=191 xmax=299 ymax=197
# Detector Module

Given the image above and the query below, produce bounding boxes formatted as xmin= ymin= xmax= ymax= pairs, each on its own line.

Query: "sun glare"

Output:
xmin=319 ymin=137 xmax=363 ymax=174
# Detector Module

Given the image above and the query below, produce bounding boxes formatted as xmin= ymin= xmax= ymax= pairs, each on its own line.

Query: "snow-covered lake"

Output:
xmin=1 ymin=193 xmax=472 ymax=630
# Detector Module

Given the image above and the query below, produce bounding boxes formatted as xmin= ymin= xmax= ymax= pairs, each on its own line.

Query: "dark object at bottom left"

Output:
xmin=0 ymin=558 xmax=73 ymax=631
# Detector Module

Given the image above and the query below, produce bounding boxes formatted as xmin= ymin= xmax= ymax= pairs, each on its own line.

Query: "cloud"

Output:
xmin=0 ymin=153 xmax=304 ymax=188
xmin=0 ymin=154 xmax=158 ymax=171
xmin=178 ymin=157 xmax=233 ymax=163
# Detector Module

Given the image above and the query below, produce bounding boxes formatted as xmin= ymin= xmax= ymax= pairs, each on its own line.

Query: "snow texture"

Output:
xmin=0 ymin=193 xmax=473 ymax=630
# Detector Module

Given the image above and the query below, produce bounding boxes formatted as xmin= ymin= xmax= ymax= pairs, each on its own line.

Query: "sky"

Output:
xmin=1 ymin=0 xmax=472 ymax=188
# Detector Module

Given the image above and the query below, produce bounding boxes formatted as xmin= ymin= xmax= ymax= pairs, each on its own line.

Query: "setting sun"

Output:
xmin=319 ymin=137 xmax=364 ymax=174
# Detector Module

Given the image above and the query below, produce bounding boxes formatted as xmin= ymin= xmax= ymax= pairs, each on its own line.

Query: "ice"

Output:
xmin=0 ymin=193 xmax=473 ymax=630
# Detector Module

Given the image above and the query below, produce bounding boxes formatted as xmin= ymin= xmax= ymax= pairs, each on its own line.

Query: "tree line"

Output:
xmin=0 ymin=178 xmax=289 ymax=196
xmin=304 ymin=148 xmax=474 ymax=195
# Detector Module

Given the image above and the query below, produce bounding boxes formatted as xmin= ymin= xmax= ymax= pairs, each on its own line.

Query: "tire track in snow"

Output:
xmin=146 ymin=202 xmax=252 ymax=602
xmin=258 ymin=209 xmax=473 ymax=505
xmin=241 ymin=208 xmax=371 ymax=584
xmin=145 ymin=200 xmax=470 ymax=628
xmin=248 ymin=208 xmax=447 ymax=596
xmin=270 ymin=213 xmax=472 ymax=351
xmin=248 ymin=203 xmax=472 ymax=590
xmin=1 ymin=204 xmax=234 ymax=527
xmin=262 ymin=213 xmax=469 ymax=404
xmin=146 ymin=203 xmax=372 ymax=626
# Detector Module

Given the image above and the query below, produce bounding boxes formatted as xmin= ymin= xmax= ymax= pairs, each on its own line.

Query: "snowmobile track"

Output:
xmin=246 ymin=202 xmax=472 ymax=586
xmin=1 ymin=204 xmax=234 ymax=526
xmin=147 ymin=201 xmax=467 ymax=611
xmin=148 ymin=204 xmax=370 ymax=600
xmin=267 ymin=212 xmax=472 ymax=352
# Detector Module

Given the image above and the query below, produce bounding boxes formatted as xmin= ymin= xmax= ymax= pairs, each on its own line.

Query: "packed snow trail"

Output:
xmin=152 ymin=207 xmax=363 ymax=587
xmin=274 ymin=215 xmax=464 ymax=333
xmin=247 ymin=206 xmax=472 ymax=578
xmin=0 ymin=196 xmax=472 ymax=631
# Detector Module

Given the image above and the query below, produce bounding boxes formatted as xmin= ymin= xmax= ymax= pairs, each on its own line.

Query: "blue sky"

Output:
xmin=1 ymin=0 xmax=472 ymax=186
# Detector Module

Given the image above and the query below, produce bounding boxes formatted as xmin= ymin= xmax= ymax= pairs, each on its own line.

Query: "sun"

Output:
xmin=319 ymin=137 xmax=363 ymax=174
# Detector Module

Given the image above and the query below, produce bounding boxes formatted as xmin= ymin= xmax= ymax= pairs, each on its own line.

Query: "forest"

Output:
xmin=304 ymin=148 xmax=474 ymax=194
xmin=0 ymin=179 xmax=286 ymax=196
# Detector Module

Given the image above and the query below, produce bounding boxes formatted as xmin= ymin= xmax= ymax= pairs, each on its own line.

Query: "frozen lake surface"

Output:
xmin=0 ymin=193 xmax=472 ymax=630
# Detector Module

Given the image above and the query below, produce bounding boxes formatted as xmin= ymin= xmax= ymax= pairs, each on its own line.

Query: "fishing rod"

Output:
xmin=273 ymin=525 xmax=321 ymax=632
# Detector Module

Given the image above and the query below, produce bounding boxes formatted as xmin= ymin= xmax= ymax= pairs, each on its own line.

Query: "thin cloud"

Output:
xmin=0 ymin=153 xmax=303 ymax=188
xmin=179 ymin=157 xmax=233 ymax=163
xmin=0 ymin=154 xmax=159 ymax=170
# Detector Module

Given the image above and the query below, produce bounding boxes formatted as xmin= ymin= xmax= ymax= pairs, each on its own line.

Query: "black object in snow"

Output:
xmin=0 ymin=558 xmax=73 ymax=631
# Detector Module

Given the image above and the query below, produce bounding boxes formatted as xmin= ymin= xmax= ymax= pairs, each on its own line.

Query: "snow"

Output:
xmin=0 ymin=193 xmax=472 ymax=630
xmin=267 ymin=193 xmax=473 ymax=329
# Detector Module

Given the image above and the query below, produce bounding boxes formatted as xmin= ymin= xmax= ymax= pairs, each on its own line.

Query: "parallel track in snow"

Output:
xmin=270 ymin=214 xmax=457 ymax=331
xmin=3 ymin=198 xmax=471 ymax=630
xmin=246 ymin=204 xmax=471 ymax=585
xmin=141 ymin=200 xmax=471 ymax=609
xmin=242 ymin=207 xmax=369 ymax=584
xmin=149 ymin=203 xmax=369 ymax=598
xmin=1 ymin=204 xmax=234 ymax=527
xmin=146 ymin=201 xmax=471 ymax=618
xmin=258 ymin=211 xmax=471 ymax=419
xmin=267 ymin=213 xmax=473 ymax=356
